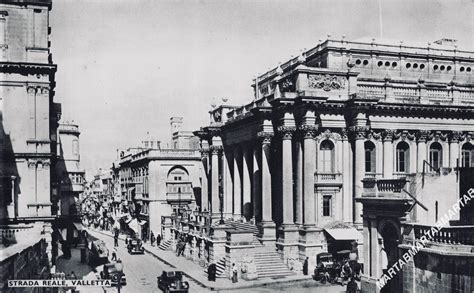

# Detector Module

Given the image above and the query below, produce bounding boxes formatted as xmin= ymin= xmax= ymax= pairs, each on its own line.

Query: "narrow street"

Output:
xmin=87 ymin=229 xmax=204 ymax=293
xmin=87 ymin=229 xmax=346 ymax=293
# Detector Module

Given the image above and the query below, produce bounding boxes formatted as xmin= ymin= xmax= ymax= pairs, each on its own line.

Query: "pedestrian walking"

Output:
xmin=208 ymin=263 xmax=216 ymax=282
xmin=232 ymin=263 xmax=238 ymax=283
xmin=114 ymin=233 xmax=119 ymax=247
xmin=303 ymin=256 xmax=309 ymax=275
xmin=156 ymin=234 xmax=162 ymax=247
xmin=111 ymin=248 xmax=117 ymax=261
xmin=150 ymin=231 xmax=155 ymax=247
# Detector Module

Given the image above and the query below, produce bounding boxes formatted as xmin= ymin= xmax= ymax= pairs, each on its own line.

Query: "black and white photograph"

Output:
xmin=0 ymin=0 xmax=473 ymax=292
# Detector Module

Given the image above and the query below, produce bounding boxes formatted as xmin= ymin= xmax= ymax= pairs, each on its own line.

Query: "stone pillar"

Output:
xmin=301 ymin=125 xmax=317 ymax=226
xmin=416 ymin=131 xmax=428 ymax=173
xmin=223 ymin=150 xmax=233 ymax=219
xmin=242 ymin=145 xmax=252 ymax=221
xmin=252 ymin=145 xmax=260 ymax=222
xmin=383 ymin=130 xmax=394 ymax=178
xmin=370 ymin=219 xmax=380 ymax=279
xmin=279 ymin=126 xmax=295 ymax=226
xmin=353 ymin=127 xmax=367 ymax=225
xmin=210 ymin=146 xmax=220 ymax=218
xmin=233 ymin=147 xmax=242 ymax=219
xmin=341 ymin=130 xmax=351 ymax=223
xmin=200 ymin=150 xmax=209 ymax=212
xmin=294 ymin=137 xmax=303 ymax=226
xmin=450 ymin=131 xmax=461 ymax=168
xmin=8 ymin=176 xmax=16 ymax=218
xmin=258 ymin=132 xmax=276 ymax=242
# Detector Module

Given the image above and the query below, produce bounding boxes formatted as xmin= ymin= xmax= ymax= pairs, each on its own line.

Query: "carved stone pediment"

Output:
xmin=308 ymin=74 xmax=345 ymax=91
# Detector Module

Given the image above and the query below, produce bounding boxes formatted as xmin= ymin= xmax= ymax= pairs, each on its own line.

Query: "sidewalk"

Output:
xmin=88 ymin=228 xmax=314 ymax=291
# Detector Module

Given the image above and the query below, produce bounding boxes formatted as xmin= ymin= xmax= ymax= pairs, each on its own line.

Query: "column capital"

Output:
xmin=257 ymin=131 xmax=273 ymax=145
xmin=450 ymin=131 xmax=463 ymax=143
xmin=428 ymin=131 xmax=448 ymax=142
xmin=209 ymin=145 xmax=223 ymax=155
xmin=349 ymin=126 xmax=369 ymax=140
xmin=383 ymin=129 xmax=395 ymax=142
xmin=277 ymin=126 xmax=296 ymax=140
xmin=298 ymin=125 xmax=318 ymax=139
xmin=200 ymin=149 xmax=209 ymax=159
xmin=417 ymin=130 xmax=430 ymax=143
xmin=340 ymin=128 xmax=349 ymax=140
xmin=394 ymin=130 xmax=416 ymax=142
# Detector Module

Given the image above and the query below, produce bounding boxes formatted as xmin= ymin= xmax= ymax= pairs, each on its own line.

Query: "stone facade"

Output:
xmin=0 ymin=0 xmax=59 ymax=221
xmin=195 ymin=37 xmax=474 ymax=277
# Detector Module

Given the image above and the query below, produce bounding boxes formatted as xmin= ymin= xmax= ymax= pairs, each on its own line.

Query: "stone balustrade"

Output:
xmin=362 ymin=178 xmax=408 ymax=197
xmin=413 ymin=224 xmax=474 ymax=246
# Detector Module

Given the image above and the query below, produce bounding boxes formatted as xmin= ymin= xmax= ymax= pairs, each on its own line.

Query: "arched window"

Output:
xmin=365 ymin=141 xmax=376 ymax=173
xmin=461 ymin=143 xmax=474 ymax=167
xmin=320 ymin=140 xmax=334 ymax=173
xmin=429 ymin=142 xmax=443 ymax=170
xmin=396 ymin=142 xmax=410 ymax=173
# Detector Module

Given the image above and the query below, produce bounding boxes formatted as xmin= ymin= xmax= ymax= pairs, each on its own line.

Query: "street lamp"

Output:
xmin=114 ymin=259 xmax=124 ymax=293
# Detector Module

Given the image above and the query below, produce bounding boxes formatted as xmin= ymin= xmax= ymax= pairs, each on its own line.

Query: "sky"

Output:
xmin=49 ymin=0 xmax=473 ymax=179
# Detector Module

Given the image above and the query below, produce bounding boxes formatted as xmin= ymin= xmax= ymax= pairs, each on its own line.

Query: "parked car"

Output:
xmin=89 ymin=240 xmax=109 ymax=263
xmin=127 ymin=237 xmax=144 ymax=254
xmin=157 ymin=271 xmax=189 ymax=293
xmin=100 ymin=262 xmax=127 ymax=286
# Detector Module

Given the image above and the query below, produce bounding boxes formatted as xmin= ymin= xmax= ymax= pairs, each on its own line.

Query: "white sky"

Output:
xmin=50 ymin=0 xmax=473 ymax=179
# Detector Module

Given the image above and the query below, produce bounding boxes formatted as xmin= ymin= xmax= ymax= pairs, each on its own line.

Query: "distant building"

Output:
xmin=116 ymin=117 xmax=201 ymax=240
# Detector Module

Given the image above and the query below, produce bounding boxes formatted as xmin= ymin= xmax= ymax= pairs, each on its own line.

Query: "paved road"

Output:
xmin=87 ymin=229 xmax=204 ymax=293
xmin=88 ymin=229 xmax=348 ymax=293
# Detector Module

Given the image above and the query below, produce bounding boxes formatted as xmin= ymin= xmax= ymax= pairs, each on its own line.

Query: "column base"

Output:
xmin=276 ymin=224 xmax=300 ymax=265
xmin=257 ymin=221 xmax=276 ymax=245
xmin=298 ymin=226 xmax=326 ymax=273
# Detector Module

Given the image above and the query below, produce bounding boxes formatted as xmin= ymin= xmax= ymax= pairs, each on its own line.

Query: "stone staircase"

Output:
xmin=225 ymin=220 xmax=294 ymax=279
xmin=158 ymin=238 xmax=172 ymax=251
xmin=204 ymin=257 xmax=228 ymax=278
xmin=253 ymin=251 xmax=295 ymax=279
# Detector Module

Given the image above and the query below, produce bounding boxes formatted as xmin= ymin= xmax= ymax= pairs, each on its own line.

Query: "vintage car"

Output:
xmin=100 ymin=262 xmax=127 ymax=286
xmin=157 ymin=271 xmax=189 ymax=293
xmin=127 ymin=237 xmax=144 ymax=254
xmin=314 ymin=252 xmax=336 ymax=283
xmin=89 ymin=240 xmax=109 ymax=263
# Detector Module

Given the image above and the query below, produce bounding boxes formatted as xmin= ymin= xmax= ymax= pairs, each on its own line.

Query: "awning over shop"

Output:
xmin=325 ymin=228 xmax=362 ymax=241
xmin=128 ymin=218 xmax=139 ymax=234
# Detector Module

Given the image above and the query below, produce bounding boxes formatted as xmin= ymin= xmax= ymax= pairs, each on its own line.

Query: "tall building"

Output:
xmin=186 ymin=37 xmax=474 ymax=282
xmin=0 ymin=0 xmax=59 ymax=289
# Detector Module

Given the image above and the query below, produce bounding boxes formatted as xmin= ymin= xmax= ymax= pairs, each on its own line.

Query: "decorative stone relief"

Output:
xmin=383 ymin=129 xmax=395 ymax=141
xmin=394 ymin=130 xmax=416 ymax=141
xmin=450 ymin=131 xmax=463 ymax=143
xmin=277 ymin=126 xmax=296 ymax=140
xmin=429 ymin=131 xmax=448 ymax=142
xmin=298 ymin=125 xmax=318 ymax=139
xmin=367 ymin=130 xmax=382 ymax=140
xmin=417 ymin=130 xmax=430 ymax=142
xmin=308 ymin=74 xmax=345 ymax=91
xmin=257 ymin=131 xmax=273 ymax=145
xmin=280 ymin=78 xmax=295 ymax=92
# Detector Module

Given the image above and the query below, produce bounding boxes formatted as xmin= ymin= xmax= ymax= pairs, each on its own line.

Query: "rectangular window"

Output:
xmin=323 ymin=195 xmax=331 ymax=217
xmin=321 ymin=149 xmax=333 ymax=172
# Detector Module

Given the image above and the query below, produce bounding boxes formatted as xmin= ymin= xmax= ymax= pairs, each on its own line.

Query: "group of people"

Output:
xmin=207 ymin=263 xmax=238 ymax=283
xmin=150 ymin=231 xmax=162 ymax=247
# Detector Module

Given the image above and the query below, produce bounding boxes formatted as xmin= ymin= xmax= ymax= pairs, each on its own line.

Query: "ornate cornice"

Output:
xmin=257 ymin=131 xmax=273 ymax=145
xmin=0 ymin=62 xmax=57 ymax=75
xmin=277 ymin=126 xmax=296 ymax=140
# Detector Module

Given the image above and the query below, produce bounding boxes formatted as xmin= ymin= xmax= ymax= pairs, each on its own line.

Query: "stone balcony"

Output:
xmin=401 ymin=223 xmax=474 ymax=255
xmin=314 ymin=172 xmax=343 ymax=186
xmin=361 ymin=177 xmax=409 ymax=198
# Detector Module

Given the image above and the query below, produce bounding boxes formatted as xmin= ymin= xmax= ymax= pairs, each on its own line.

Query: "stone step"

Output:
xmin=158 ymin=239 xmax=172 ymax=250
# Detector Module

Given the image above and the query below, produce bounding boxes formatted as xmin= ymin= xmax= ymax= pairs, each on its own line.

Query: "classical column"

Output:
xmin=383 ymin=130 xmax=394 ymax=178
xmin=369 ymin=218 xmax=380 ymax=278
xmin=416 ymin=130 xmax=429 ymax=173
xmin=258 ymin=132 xmax=273 ymax=224
xmin=341 ymin=129 xmax=351 ymax=223
xmin=279 ymin=126 xmax=295 ymax=226
xmin=200 ymin=149 xmax=209 ymax=212
xmin=223 ymin=150 xmax=233 ymax=218
xmin=352 ymin=126 xmax=367 ymax=225
xmin=242 ymin=145 xmax=252 ymax=220
xmin=210 ymin=146 xmax=220 ymax=218
xmin=301 ymin=125 xmax=317 ymax=226
xmin=233 ymin=147 xmax=242 ymax=219
xmin=450 ymin=131 xmax=462 ymax=168
xmin=294 ymin=135 xmax=303 ymax=226
xmin=252 ymin=144 xmax=260 ymax=221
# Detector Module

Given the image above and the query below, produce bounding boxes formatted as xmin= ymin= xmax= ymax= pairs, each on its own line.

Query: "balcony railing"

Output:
xmin=314 ymin=173 xmax=343 ymax=187
xmin=362 ymin=178 xmax=408 ymax=197
xmin=412 ymin=224 xmax=474 ymax=246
